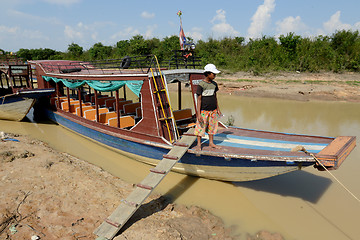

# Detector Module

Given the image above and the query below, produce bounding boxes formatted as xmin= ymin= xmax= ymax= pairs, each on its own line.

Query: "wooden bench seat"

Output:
xmin=84 ymin=108 xmax=109 ymax=121
xmin=83 ymin=94 xmax=94 ymax=102
xmin=108 ymin=116 xmax=135 ymax=129
xmin=90 ymin=95 xmax=108 ymax=104
xmin=173 ymin=108 xmax=193 ymax=121
xmin=60 ymin=100 xmax=80 ymax=111
xmin=51 ymin=96 xmax=67 ymax=106
xmin=123 ymin=102 xmax=141 ymax=115
xmin=113 ymin=100 xmax=133 ymax=112
xmin=97 ymin=97 xmax=115 ymax=106
xmin=105 ymin=98 xmax=125 ymax=109
xmin=99 ymin=112 xmax=118 ymax=124
xmin=76 ymin=105 xmax=95 ymax=116
xmin=69 ymin=102 xmax=92 ymax=113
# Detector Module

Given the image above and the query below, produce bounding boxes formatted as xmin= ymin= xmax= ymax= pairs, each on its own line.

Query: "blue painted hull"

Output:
xmin=0 ymin=88 xmax=55 ymax=121
xmin=47 ymin=110 xmax=315 ymax=181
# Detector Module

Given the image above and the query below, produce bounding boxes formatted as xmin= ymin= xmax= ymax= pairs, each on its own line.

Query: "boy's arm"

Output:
xmin=215 ymin=93 xmax=221 ymax=116
xmin=196 ymin=94 xmax=203 ymax=123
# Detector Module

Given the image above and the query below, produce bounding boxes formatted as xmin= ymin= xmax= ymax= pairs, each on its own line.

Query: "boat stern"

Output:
xmin=315 ymin=136 xmax=356 ymax=170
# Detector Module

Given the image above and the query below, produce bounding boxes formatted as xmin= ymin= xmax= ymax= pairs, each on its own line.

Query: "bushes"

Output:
xmin=14 ymin=30 xmax=360 ymax=73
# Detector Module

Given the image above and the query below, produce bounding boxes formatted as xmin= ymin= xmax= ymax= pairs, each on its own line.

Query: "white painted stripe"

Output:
xmin=203 ymin=135 xmax=326 ymax=151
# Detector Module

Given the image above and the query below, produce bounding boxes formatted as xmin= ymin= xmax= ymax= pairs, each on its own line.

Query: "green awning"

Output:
xmin=43 ymin=76 xmax=143 ymax=97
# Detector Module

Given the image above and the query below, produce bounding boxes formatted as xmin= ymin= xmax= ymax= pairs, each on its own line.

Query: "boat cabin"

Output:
xmin=30 ymin=54 xmax=204 ymax=145
xmin=0 ymin=55 xmax=33 ymax=96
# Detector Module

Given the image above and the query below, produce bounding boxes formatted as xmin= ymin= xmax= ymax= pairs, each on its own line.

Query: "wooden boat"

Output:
xmin=29 ymin=55 xmax=356 ymax=182
xmin=0 ymin=56 xmax=54 ymax=121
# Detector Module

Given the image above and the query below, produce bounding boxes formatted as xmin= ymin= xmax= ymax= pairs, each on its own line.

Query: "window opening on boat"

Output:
xmin=45 ymin=76 xmax=143 ymax=130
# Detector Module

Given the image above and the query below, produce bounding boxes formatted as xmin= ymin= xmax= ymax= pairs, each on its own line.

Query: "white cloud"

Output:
xmin=354 ymin=22 xmax=360 ymax=30
xmin=144 ymin=24 xmax=158 ymax=38
xmin=247 ymin=0 xmax=276 ymax=39
xmin=141 ymin=11 xmax=155 ymax=19
xmin=111 ymin=27 xmax=140 ymax=40
xmin=0 ymin=25 xmax=18 ymax=34
xmin=64 ymin=25 xmax=83 ymax=40
xmin=187 ymin=27 xmax=203 ymax=41
xmin=64 ymin=21 xmax=116 ymax=43
xmin=323 ymin=11 xmax=351 ymax=34
xmin=42 ymin=0 xmax=81 ymax=6
xmin=8 ymin=9 xmax=61 ymax=25
xmin=210 ymin=9 xmax=239 ymax=38
xmin=276 ymin=16 xmax=307 ymax=36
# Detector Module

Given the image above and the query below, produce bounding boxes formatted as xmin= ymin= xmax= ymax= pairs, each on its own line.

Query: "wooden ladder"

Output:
xmin=93 ymin=128 xmax=197 ymax=239
xmin=149 ymin=56 xmax=179 ymax=143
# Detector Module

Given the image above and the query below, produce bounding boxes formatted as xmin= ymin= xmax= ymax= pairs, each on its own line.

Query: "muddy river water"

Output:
xmin=1 ymin=93 xmax=360 ymax=240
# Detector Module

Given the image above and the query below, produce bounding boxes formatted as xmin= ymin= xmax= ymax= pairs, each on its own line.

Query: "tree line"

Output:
xmin=3 ymin=30 xmax=360 ymax=73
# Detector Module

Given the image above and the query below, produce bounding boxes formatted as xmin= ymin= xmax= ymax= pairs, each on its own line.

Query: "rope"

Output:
xmin=295 ymin=146 xmax=360 ymax=203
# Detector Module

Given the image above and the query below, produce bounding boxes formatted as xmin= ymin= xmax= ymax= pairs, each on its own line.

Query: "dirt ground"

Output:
xmin=217 ymin=71 xmax=360 ymax=102
xmin=0 ymin=133 xmax=282 ymax=240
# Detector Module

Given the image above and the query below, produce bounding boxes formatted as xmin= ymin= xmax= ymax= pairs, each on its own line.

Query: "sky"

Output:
xmin=1 ymin=0 xmax=360 ymax=52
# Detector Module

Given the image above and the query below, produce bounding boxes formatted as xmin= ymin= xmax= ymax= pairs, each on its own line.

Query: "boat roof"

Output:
xmin=29 ymin=59 xmax=205 ymax=82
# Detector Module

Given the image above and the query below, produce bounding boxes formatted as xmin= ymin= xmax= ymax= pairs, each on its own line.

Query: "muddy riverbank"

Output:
xmin=1 ymin=133 xmax=282 ymax=240
xmin=217 ymin=71 xmax=360 ymax=102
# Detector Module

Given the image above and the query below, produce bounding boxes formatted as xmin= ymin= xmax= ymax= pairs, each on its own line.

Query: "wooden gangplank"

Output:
xmin=94 ymin=128 xmax=196 ymax=239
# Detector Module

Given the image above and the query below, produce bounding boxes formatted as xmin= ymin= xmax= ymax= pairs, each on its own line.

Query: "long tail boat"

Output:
xmin=0 ymin=55 xmax=54 ymax=121
xmin=29 ymin=54 xmax=356 ymax=181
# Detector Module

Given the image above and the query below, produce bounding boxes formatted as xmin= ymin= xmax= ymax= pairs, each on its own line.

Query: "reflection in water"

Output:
xmin=1 ymin=95 xmax=360 ymax=240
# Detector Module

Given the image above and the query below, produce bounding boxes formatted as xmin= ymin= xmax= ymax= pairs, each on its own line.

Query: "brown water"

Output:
xmin=1 ymin=94 xmax=360 ymax=240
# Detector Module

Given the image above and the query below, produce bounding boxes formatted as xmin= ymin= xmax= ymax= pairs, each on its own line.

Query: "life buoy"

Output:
xmin=120 ymin=56 xmax=131 ymax=69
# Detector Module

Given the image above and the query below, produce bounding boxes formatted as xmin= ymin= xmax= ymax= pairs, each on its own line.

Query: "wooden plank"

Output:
xmin=94 ymin=128 xmax=196 ymax=239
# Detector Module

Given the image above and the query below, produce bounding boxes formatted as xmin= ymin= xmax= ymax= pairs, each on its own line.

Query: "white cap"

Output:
xmin=204 ymin=64 xmax=220 ymax=74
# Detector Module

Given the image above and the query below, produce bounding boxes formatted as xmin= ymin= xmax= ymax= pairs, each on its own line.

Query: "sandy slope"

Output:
xmin=1 ymin=133 xmax=240 ymax=240
xmin=217 ymin=71 xmax=360 ymax=102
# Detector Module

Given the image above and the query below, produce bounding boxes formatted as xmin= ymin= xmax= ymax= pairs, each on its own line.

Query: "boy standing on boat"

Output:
xmin=195 ymin=64 xmax=221 ymax=150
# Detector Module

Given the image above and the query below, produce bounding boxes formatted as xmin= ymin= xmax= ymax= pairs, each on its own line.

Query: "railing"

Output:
xmin=39 ymin=55 xmax=156 ymax=75
xmin=37 ymin=52 xmax=202 ymax=75
xmin=166 ymin=50 xmax=202 ymax=69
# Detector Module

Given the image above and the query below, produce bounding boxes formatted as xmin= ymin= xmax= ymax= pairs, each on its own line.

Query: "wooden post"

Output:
xmin=78 ymin=88 xmax=83 ymax=117
xmin=66 ymin=87 xmax=70 ymax=112
xmin=29 ymin=65 xmax=34 ymax=89
xmin=178 ymin=81 xmax=182 ymax=110
xmin=123 ymin=85 xmax=126 ymax=100
xmin=95 ymin=90 xmax=99 ymax=122
xmin=56 ymin=83 xmax=60 ymax=109
xmin=115 ymin=90 xmax=120 ymax=128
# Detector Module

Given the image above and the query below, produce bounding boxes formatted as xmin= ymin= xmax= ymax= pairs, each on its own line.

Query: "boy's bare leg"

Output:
xmin=209 ymin=134 xmax=221 ymax=149
xmin=196 ymin=136 xmax=202 ymax=151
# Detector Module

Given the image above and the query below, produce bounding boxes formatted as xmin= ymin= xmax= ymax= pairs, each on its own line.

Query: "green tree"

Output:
xmin=67 ymin=43 xmax=83 ymax=59
xmin=88 ymin=42 xmax=112 ymax=60
xmin=114 ymin=40 xmax=130 ymax=57
xmin=17 ymin=48 xmax=32 ymax=60
xmin=129 ymin=35 xmax=150 ymax=56
xmin=331 ymin=30 xmax=360 ymax=71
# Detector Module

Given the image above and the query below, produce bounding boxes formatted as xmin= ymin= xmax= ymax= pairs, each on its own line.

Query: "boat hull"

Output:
xmin=0 ymin=98 xmax=35 ymax=121
xmin=47 ymin=110 xmax=314 ymax=182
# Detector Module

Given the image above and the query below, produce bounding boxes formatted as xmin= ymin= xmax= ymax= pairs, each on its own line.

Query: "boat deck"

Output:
xmin=192 ymin=127 xmax=334 ymax=161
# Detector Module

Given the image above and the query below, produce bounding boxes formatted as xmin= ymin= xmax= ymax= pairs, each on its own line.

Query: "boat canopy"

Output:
xmin=42 ymin=76 xmax=143 ymax=96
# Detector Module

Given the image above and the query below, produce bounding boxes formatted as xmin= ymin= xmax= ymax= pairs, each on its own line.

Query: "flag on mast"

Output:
xmin=177 ymin=10 xmax=186 ymax=50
